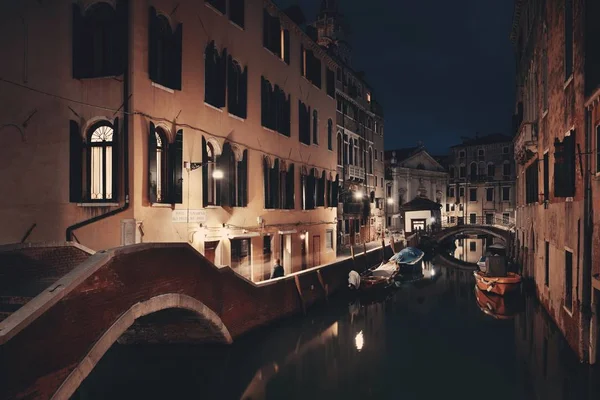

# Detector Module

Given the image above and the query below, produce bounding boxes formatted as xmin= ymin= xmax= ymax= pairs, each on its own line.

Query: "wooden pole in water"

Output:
xmin=363 ymin=242 xmax=368 ymax=271
xmin=390 ymin=236 xmax=396 ymax=253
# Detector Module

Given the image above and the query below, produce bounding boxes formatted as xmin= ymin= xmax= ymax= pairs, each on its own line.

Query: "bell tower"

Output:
xmin=313 ymin=0 xmax=352 ymax=65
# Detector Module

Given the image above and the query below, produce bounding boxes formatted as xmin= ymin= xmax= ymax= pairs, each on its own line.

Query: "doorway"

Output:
xmin=312 ymin=235 xmax=321 ymax=267
xmin=411 ymin=219 xmax=426 ymax=232
xmin=279 ymin=234 xmax=292 ymax=274
xmin=204 ymin=241 xmax=219 ymax=265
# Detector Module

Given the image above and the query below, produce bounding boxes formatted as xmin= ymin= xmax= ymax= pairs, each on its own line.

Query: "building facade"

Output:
xmin=385 ymin=147 xmax=448 ymax=234
xmin=312 ymin=1 xmax=385 ymax=248
xmin=0 ymin=0 xmax=342 ymax=282
xmin=447 ymin=134 xmax=516 ymax=227
xmin=511 ymin=0 xmax=599 ymax=364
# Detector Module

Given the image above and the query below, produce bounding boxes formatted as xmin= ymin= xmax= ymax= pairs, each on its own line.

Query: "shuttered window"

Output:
xmin=312 ymin=110 xmax=319 ymax=145
xmin=327 ymin=119 xmax=333 ymax=151
xmin=148 ymin=124 xmax=183 ymax=204
xmin=261 ymin=77 xmax=290 ymax=136
xmin=227 ymin=56 xmax=248 ymax=118
xmin=72 ymin=2 xmax=126 ymax=79
xmin=84 ymin=120 xmax=119 ymax=202
xmin=263 ymin=10 xmax=289 ymax=64
xmin=148 ymin=7 xmax=182 ymax=90
xmin=553 ymin=132 xmax=576 ymax=198
xmin=301 ymin=45 xmax=322 ymax=88
xmin=525 ymin=159 xmax=539 ymax=204
xmin=205 ymin=42 xmax=227 ymax=108
xmin=326 ymin=68 xmax=335 ymax=98
xmin=299 ymin=101 xmax=311 ymax=145
xmin=229 ymin=0 xmax=245 ymax=28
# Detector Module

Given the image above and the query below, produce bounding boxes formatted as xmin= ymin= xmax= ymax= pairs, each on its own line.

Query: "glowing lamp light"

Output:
xmin=212 ymin=169 xmax=224 ymax=179
xmin=353 ymin=192 xmax=363 ymax=200
xmin=387 ymin=197 xmax=394 ymax=205
xmin=300 ymin=233 xmax=306 ymax=240
xmin=430 ymin=217 xmax=436 ymax=223
xmin=355 ymin=330 xmax=364 ymax=351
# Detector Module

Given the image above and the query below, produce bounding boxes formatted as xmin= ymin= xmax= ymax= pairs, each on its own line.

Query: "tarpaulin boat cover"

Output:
xmin=348 ymin=270 xmax=361 ymax=289
xmin=371 ymin=262 xmax=397 ymax=278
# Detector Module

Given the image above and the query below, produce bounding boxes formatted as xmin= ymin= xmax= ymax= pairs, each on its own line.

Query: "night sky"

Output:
xmin=276 ymin=0 xmax=516 ymax=155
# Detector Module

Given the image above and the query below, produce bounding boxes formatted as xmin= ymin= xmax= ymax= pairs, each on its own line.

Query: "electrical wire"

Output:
xmin=0 ymin=76 xmax=340 ymax=174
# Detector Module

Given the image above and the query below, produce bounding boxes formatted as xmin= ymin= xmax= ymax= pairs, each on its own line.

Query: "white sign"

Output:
xmin=172 ymin=209 xmax=207 ymax=224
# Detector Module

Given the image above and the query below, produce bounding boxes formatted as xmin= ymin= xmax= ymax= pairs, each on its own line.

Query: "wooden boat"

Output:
xmin=473 ymin=270 xmax=521 ymax=296
xmin=348 ymin=261 xmax=399 ymax=294
xmin=389 ymin=247 xmax=425 ymax=273
xmin=474 ymin=286 xmax=515 ymax=320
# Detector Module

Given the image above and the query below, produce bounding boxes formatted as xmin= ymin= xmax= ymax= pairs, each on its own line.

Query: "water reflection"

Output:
xmin=74 ymin=260 xmax=600 ymax=400
xmin=453 ymin=235 xmax=489 ymax=263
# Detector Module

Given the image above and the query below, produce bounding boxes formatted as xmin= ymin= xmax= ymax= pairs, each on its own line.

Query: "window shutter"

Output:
xmin=72 ymin=4 xmax=88 ymax=79
xmin=283 ymin=29 xmax=290 ymax=64
xmin=112 ymin=117 xmax=119 ymax=199
xmin=171 ymin=23 xmax=183 ymax=90
xmin=287 ymin=164 xmax=295 ymax=209
xmin=301 ymin=172 xmax=306 ymax=210
xmin=230 ymin=0 xmax=245 ymax=28
xmin=148 ymin=7 xmax=158 ymax=82
xmin=217 ymin=48 xmax=227 ymax=108
xmin=114 ymin=0 xmax=127 ymax=76
xmin=219 ymin=144 xmax=234 ymax=207
xmin=262 ymin=9 xmax=270 ymax=48
xmin=227 ymin=55 xmax=235 ymax=114
xmin=274 ymin=84 xmax=281 ymax=133
xmin=263 ymin=157 xmax=271 ymax=208
xmin=332 ymin=174 xmax=339 ymax=206
xmin=237 ymin=150 xmax=248 ymax=207
xmin=240 ymin=66 xmax=248 ymax=119
xmin=260 ymin=77 xmax=267 ymax=127
xmin=307 ymin=170 xmax=315 ymax=210
xmin=271 ymin=159 xmax=280 ymax=209
xmin=69 ymin=120 xmax=83 ymax=202
xmin=148 ymin=122 xmax=158 ymax=203
xmin=270 ymin=17 xmax=281 ymax=56
xmin=284 ymin=94 xmax=290 ymax=137
xmin=202 ymin=136 xmax=209 ymax=207
xmin=170 ymin=129 xmax=183 ymax=204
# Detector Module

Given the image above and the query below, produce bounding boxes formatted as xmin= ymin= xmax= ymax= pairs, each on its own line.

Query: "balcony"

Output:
xmin=345 ymin=165 xmax=366 ymax=182
xmin=515 ymin=121 xmax=538 ymax=165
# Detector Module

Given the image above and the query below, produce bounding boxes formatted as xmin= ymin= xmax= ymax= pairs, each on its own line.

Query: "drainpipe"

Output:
xmin=66 ymin=1 xmax=131 ymax=242
xmin=582 ymin=107 xmax=593 ymax=362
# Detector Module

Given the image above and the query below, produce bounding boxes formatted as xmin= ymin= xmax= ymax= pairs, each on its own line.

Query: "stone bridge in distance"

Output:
xmin=430 ymin=216 xmax=514 ymax=253
xmin=0 ymin=242 xmax=391 ymax=400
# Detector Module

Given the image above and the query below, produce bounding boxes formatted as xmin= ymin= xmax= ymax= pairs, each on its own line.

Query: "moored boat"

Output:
xmin=389 ymin=247 xmax=425 ymax=273
xmin=473 ymin=270 xmax=521 ymax=296
xmin=348 ymin=261 xmax=399 ymax=294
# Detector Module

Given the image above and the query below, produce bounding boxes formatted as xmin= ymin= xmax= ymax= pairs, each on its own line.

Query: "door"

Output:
xmin=204 ymin=241 xmax=219 ymax=265
xmin=411 ymin=219 xmax=426 ymax=232
xmin=312 ymin=235 xmax=321 ymax=267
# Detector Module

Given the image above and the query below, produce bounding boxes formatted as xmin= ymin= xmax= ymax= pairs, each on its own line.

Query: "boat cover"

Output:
xmin=389 ymin=247 xmax=424 ymax=265
xmin=371 ymin=262 xmax=397 ymax=278
xmin=348 ymin=270 xmax=361 ymax=289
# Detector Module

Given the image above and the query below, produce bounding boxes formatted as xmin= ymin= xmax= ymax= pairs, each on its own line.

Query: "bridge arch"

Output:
xmin=52 ymin=293 xmax=231 ymax=400
xmin=433 ymin=226 xmax=511 ymax=246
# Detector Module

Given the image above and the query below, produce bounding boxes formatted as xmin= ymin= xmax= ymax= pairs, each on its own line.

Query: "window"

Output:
xmin=445 ymin=203 xmax=450 ymax=212
xmin=565 ymin=0 xmax=573 ymax=79
xmin=503 ymin=161 xmax=511 ymax=177
xmin=469 ymin=213 xmax=477 ymax=224
xmin=327 ymin=119 xmax=333 ymax=151
xmin=316 ymin=171 xmax=326 ymax=207
xmin=502 ymin=212 xmax=510 ymax=224
xmin=205 ymin=41 xmax=226 ymax=108
xmin=459 ymin=150 xmax=466 ymax=159
xmin=264 ymin=157 xmax=294 ymax=210
xmin=263 ymin=10 xmax=289 ymax=64
xmin=229 ymin=0 xmax=245 ymax=28
xmin=336 ymin=67 xmax=342 ymax=82
xmin=88 ymin=122 xmax=117 ymax=201
xmin=261 ymin=77 xmax=291 ymax=136
xmin=545 ymin=241 xmax=550 ymax=286
xmin=375 ymin=149 xmax=378 ymax=160
xmin=227 ymin=56 xmax=248 ymax=118
xmin=486 ymin=187 xmax=494 ymax=202
xmin=263 ymin=236 xmax=272 ymax=279
xmin=148 ymin=8 xmax=182 ymax=90
xmin=470 ymin=162 xmax=477 ymax=180
xmin=450 ymin=216 xmax=456 ymax=223
xmin=201 ymin=140 xmax=247 ymax=207
xmin=299 ymin=101 xmax=311 ymax=145
xmin=72 ymin=2 xmax=124 ymax=79
xmin=326 ymin=68 xmax=335 ymax=98
xmin=301 ymin=168 xmax=316 ymax=210
xmin=502 ymin=187 xmax=510 ymax=201
xmin=312 ymin=110 xmax=319 ymax=144
xmin=485 ymin=213 xmax=494 ymax=224
xmin=380 ymin=177 xmax=383 ymax=188
xmin=469 ymin=188 xmax=477 ymax=201
xmin=478 ymin=149 xmax=485 ymax=161
xmin=366 ymin=92 xmax=371 ymax=102
xmin=231 ymin=238 xmax=251 ymax=279
xmin=487 ymin=163 xmax=495 ymax=178
xmin=459 ymin=165 xmax=466 ymax=178
xmin=565 ymin=250 xmax=573 ymax=310
xmin=526 ymin=159 xmax=539 ymax=204
xmin=449 ymin=168 xmax=455 ymax=179
xmin=554 ymin=132 xmax=576 ymax=197
xmin=337 ymin=134 xmax=343 ymax=164
xmin=205 ymin=141 xmax=216 ymax=205
xmin=326 ymin=230 xmax=334 ymax=250
xmin=459 ymin=187 xmax=465 ymax=198
xmin=336 ymin=98 xmax=342 ymax=111
xmin=470 ymin=241 xmax=477 ymax=252
xmin=153 ymin=130 xmax=165 ymax=202
xmin=301 ymin=45 xmax=322 ymax=87
xmin=387 ymin=185 xmax=392 ymax=197
xmin=448 ymin=187 xmax=455 ymax=198
xmin=206 ymin=0 xmax=226 ymax=14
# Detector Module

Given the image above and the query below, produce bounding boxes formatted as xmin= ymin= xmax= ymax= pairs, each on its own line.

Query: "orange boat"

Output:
xmin=473 ymin=270 xmax=521 ymax=296
xmin=474 ymin=286 xmax=515 ymax=320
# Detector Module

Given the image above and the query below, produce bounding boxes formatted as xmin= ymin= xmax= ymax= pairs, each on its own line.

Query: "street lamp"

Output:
xmin=185 ymin=161 xmax=224 ymax=179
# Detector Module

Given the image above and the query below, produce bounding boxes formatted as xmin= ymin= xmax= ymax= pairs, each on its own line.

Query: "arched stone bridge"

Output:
xmin=0 ymin=242 xmax=391 ymax=400
xmin=431 ymin=217 xmax=514 ymax=253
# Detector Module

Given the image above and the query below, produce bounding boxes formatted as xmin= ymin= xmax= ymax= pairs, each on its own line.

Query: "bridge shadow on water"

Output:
xmin=72 ymin=255 xmax=600 ymax=400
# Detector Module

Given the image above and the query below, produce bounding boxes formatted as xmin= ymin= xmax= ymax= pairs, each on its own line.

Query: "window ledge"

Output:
xmin=564 ymin=74 xmax=574 ymax=90
xmin=205 ymin=102 xmax=224 ymax=112
xmin=262 ymin=126 xmax=275 ymax=133
xmin=151 ymin=203 xmax=173 ymax=208
xmin=566 ymin=197 xmax=574 ymax=202
xmin=228 ymin=113 xmax=245 ymax=122
xmin=151 ymin=82 xmax=175 ymax=93
xmin=542 ymin=109 xmax=548 ymax=119
xmin=205 ymin=3 xmax=225 ymax=16
xmin=563 ymin=305 xmax=574 ymax=317
xmin=77 ymin=202 xmax=120 ymax=207
xmin=229 ymin=20 xmax=244 ymax=31
xmin=263 ymin=47 xmax=286 ymax=64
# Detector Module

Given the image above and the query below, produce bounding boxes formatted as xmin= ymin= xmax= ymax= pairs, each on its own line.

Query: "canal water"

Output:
xmin=73 ymin=250 xmax=600 ymax=400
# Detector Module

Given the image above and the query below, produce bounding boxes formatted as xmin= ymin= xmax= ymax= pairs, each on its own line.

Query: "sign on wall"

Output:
xmin=172 ymin=210 xmax=207 ymax=223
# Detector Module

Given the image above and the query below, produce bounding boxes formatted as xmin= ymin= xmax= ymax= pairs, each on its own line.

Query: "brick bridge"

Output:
xmin=0 ymin=242 xmax=391 ymax=400
xmin=431 ymin=217 xmax=514 ymax=254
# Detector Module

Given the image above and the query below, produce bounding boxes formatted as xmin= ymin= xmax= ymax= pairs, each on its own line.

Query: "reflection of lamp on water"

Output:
xmin=353 ymin=191 xmax=364 ymax=200
xmin=355 ymin=330 xmax=364 ymax=351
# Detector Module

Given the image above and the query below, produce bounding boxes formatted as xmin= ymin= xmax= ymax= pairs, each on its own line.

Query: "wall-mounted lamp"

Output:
xmin=353 ymin=191 xmax=363 ymax=200
xmin=300 ymin=232 xmax=306 ymax=240
xmin=184 ymin=161 xmax=224 ymax=179
xmin=387 ymin=197 xmax=394 ymax=205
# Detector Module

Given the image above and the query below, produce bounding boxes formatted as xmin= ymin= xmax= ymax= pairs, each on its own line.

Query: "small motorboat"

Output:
xmin=473 ymin=270 xmax=521 ymax=296
xmin=348 ymin=261 xmax=399 ymax=294
xmin=389 ymin=247 xmax=425 ymax=273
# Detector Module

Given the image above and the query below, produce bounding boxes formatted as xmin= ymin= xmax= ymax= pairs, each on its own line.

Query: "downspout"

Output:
xmin=66 ymin=1 xmax=131 ymax=242
xmin=582 ymin=107 xmax=593 ymax=362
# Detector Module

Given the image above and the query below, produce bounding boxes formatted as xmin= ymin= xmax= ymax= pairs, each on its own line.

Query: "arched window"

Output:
xmin=337 ymin=133 xmax=343 ymax=165
xmin=227 ymin=57 xmax=247 ymax=118
xmin=312 ymin=110 xmax=319 ymax=144
xmin=148 ymin=8 xmax=182 ymax=90
xmin=470 ymin=162 xmax=477 ymax=180
xmin=487 ymin=163 xmax=495 ymax=178
xmin=88 ymin=122 xmax=115 ymax=200
xmin=327 ymin=119 xmax=333 ymax=150
xmin=72 ymin=2 xmax=123 ymax=78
